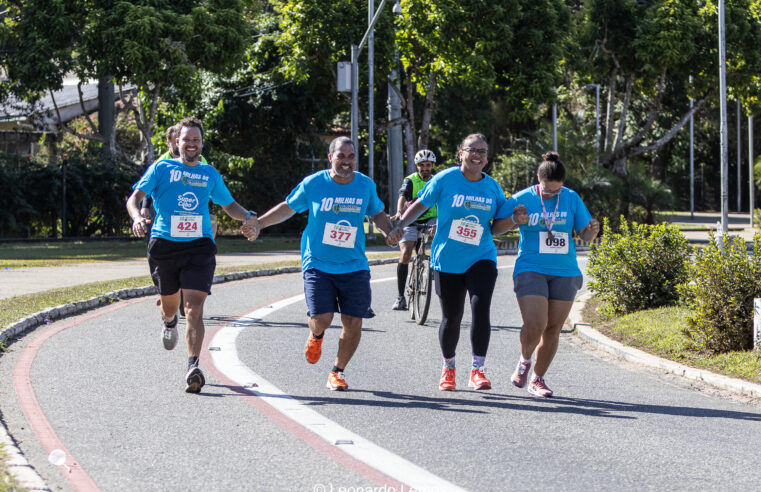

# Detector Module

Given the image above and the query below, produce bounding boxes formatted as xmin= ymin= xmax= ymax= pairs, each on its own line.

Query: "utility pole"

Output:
xmin=718 ymin=0 xmax=729 ymax=233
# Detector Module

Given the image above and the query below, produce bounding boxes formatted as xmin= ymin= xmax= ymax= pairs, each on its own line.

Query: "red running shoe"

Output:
xmin=305 ymin=333 xmax=323 ymax=364
xmin=468 ymin=366 xmax=491 ymax=390
xmin=326 ymin=371 xmax=348 ymax=391
xmin=439 ymin=367 xmax=456 ymax=391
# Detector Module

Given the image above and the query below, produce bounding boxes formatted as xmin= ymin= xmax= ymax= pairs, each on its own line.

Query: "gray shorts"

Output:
xmin=513 ymin=271 xmax=583 ymax=301
xmin=401 ymin=217 xmax=437 ymax=243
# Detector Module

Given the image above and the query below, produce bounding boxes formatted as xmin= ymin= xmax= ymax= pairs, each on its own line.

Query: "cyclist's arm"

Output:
xmin=395 ymin=195 xmax=407 ymax=219
xmin=395 ymin=178 xmax=414 ymax=219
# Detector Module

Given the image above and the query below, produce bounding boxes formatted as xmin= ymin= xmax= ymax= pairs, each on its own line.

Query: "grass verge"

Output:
xmin=581 ymin=296 xmax=761 ymax=384
xmin=0 ymin=252 xmax=397 ymax=330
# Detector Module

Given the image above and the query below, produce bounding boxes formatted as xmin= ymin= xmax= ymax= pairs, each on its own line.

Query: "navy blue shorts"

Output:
xmin=303 ymin=269 xmax=372 ymax=319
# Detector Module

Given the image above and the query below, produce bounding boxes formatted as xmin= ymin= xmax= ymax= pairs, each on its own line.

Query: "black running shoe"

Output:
xmin=185 ymin=366 xmax=205 ymax=394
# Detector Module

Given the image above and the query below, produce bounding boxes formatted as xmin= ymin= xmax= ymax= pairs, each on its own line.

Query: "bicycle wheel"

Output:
xmin=406 ymin=261 xmax=418 ymax=320
xmin=414 ymin=257 xmax=432 ymax=325
xmin=179 ymin=289 xmax=185 ymax=317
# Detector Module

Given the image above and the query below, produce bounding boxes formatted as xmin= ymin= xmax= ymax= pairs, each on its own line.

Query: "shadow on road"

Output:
xmin=199 ymin=385 xmax=761 ymax=421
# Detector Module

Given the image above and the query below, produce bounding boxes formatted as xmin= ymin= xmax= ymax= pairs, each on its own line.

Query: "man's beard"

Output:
xmin=334 ymin=164 xmax=354 ymax=178
xmin=180 ymin=149 xmax=200 ymax=163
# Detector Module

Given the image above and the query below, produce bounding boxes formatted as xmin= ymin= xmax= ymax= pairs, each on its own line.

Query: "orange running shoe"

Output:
xmin=326 ymin=371 xmax=348 ymax=391
xmin=304 ymin=333 xmax=323 ymax=364
xmin=468 ymin=366 xmax=491 ymax=390
xmin=439 ymin=367 xmax=456 ymax=391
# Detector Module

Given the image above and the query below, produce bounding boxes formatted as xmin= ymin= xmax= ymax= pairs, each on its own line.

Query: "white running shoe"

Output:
xmin=161 ymin=315 xmax=178 ymax=351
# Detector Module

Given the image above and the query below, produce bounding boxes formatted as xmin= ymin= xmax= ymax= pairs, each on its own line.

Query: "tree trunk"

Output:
xmin=98 ymin=75 xmax=115 ymax=160
xmin=417 ymin=71 xmax=438 ymax=150
xmin=613 ymin=75 xmax=634 ymax=151
xmin=604 ymin=69 xmax=617 ymax=153
xmin=611 ymin=154 xmax=628 ymax=177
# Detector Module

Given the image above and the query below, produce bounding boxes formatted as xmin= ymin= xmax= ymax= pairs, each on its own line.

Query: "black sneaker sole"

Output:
xmin=185 ymin=368 xmax=205 ymax=394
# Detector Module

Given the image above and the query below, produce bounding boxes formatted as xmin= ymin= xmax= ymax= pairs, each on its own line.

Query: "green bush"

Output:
xmin=588 ymin=217 xmax=690 ymax=316
xmin=0 ymin=153 xmax=138 ymax=238
xmin=679 ymin=233 xmax=761 ymax=354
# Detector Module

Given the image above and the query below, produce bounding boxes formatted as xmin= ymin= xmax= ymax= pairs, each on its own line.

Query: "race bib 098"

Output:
xmin=539 ymin=231 xmax=569 ymax=254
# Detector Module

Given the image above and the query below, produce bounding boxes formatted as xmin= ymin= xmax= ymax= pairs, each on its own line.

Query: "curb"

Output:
xmin=0 ymin=258 xmax=406 ymax=490
xmin=567 ymin=292 xmax=761 ymax=399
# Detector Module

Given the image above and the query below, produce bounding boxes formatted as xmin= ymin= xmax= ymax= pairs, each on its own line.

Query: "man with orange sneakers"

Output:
xmin=245 ymin=136 xmax=396 ymax=391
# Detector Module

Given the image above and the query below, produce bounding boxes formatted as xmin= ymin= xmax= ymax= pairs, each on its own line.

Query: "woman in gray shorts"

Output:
xmin=493 ymin=151 xmax=599 ymax=397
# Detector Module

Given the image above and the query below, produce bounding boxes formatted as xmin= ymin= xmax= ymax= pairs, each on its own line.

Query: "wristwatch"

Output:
xmin=245 ymin=210 xmax=257 ymax=221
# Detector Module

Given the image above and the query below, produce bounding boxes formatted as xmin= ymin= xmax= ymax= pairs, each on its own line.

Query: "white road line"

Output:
xmin=210 ymin=276 xmax=467 ymax=492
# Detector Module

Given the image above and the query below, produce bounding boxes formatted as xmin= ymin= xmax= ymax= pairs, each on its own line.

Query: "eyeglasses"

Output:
xmin=539 ymin=184 xmax=563 ymax=196
xmin=462 ymin=148 xmax=487 ymax=156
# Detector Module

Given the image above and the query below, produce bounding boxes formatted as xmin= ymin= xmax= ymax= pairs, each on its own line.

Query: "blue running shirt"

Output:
xmin=417 ymin=167 xmax=510 ymax=273
xmin=506 ymin=185 xmax=592 ymax=277
xmin=134 ymin=159 xmax=234 ymax=242
xmin=286 ymin=170 xmax=385 ymax=274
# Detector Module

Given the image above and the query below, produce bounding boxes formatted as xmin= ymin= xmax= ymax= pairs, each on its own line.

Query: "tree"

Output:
xmin=0 ymin=0 xmax=250 ymax=166
xmin=578 ymin=0 xmax=761 ymax=178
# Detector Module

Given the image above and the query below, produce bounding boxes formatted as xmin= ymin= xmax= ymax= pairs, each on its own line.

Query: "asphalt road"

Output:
xmin=2 ymin=258 xmax=761 ymax=491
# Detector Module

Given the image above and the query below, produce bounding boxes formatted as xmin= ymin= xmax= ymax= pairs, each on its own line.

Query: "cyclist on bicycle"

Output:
xmin=391 ymin=149 xmax=438 ymax=311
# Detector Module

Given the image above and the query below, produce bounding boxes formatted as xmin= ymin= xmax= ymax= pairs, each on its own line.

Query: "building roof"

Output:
xmin=0 ymin=79 xmax=129 ymax=132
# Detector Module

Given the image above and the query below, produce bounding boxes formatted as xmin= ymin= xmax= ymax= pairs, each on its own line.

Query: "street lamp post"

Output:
xmin=718 ymin=0 xmax=729 ymax=233
xmin=689 ymin=75 xmax=694 ymax=219
xmin=750 ymin=115 xmax=754 ymax=227
xmin=350 ymin=0 xmax=391 ymax=154
xmin=738 ymin=99 xmax=742 ymax=212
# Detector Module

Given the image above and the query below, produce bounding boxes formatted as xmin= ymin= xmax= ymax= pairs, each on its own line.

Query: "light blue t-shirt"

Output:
xmin=506 ymin=185 xmax=593 ymax=277
xmin=286 ymin=170 xmax=385 ymax=274
xmin=417 ymin=166 xmax=510 ymax=273
xmin=134 ymin=159 xmax=234 ymax=242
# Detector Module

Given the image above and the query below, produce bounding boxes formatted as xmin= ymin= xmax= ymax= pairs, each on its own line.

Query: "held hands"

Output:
xmin=512 ymin=204 xmax=528 ymax=226
xmin=240 ymin=216 xmax=261 ymax=242
xmin=386 ymin=225 xmax=404 ymax=246
xmin=131 ymin=217 xmax=152 ymax=238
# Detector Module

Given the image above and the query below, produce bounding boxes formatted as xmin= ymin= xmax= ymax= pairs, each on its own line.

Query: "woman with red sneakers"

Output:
xmin=389 ymin=133 xmax=526 ymax=391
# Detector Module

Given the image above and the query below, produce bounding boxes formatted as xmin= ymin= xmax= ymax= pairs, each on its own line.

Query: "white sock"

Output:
xmin=520 ymin=355 xmax=532 ymax=364
xmin=531 ymin=373 xmax=541 ymax=382
xmin=443 ymin=357 xmax=456 ymax=369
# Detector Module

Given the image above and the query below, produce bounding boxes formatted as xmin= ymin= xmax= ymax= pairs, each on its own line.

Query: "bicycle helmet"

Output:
xmin=414 ymin=149 xmax=436 ymax=165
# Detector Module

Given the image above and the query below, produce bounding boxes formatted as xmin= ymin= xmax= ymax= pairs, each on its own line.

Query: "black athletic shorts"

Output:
xmin=147 ymin=237 xmax=217 ymax=295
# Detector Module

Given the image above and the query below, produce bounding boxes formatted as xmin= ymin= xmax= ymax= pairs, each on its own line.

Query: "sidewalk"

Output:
xmin=667 ymin=211 xmax=758 ymax=242
xmin=0 ymin=251 xmax=303 ymax=300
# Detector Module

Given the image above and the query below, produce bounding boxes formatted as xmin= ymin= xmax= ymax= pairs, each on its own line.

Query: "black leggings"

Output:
xmin=434 ymin=259 xmax=498 ymax=359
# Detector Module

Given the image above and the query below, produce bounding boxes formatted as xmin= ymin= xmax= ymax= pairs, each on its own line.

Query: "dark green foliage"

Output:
xmin=679 ymin=234 xmax=761 ymax=354
xmin=588 ymin=217 xmax=690 ymax=316
xmin=0 ymin=154 xmax=138 ymax=238
xmin=206 ymin=149 xmax=312 ymax=234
